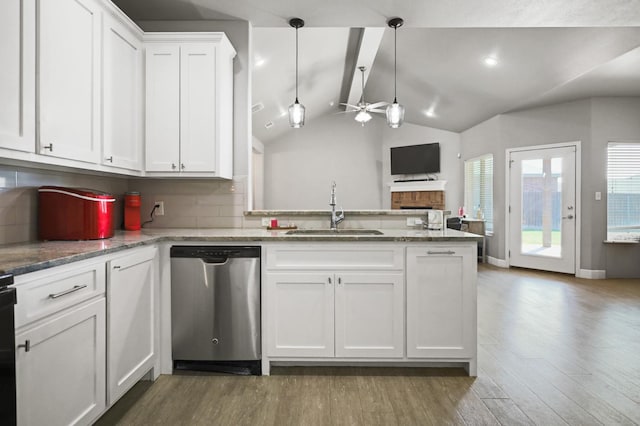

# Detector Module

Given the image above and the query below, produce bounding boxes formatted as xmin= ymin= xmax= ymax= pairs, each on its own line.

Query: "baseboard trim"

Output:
xmin=487 ymin=256 xmax=509 ymax=268
xmin=576 ymin=269 xmax=606 ymax=279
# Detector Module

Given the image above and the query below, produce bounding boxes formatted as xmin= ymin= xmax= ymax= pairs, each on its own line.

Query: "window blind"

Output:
xmin=464 ymin=154 xmax=493 ymax=233
xmin=607 ymin=142 xmax=640 ymax=241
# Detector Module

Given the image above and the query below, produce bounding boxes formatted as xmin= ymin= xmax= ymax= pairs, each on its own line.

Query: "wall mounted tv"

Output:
xmin=390 ymin=143 xmax=440 ymax=175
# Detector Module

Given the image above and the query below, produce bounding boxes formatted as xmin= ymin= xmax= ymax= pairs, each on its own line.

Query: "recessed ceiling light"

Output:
xmin=425 ymin=110 xmax=436 ymax=118
xmin=264 ymin=121 xmax=274 ymax=129
xmin=254 ymin=58 xmax=266 ymax=68
xmin=329 ymin=101 xmax=335 ymax=107
xmin=483 ymin=56 xmax=498 ymax=67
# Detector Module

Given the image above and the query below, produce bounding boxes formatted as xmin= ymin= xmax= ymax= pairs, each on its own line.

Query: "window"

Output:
xmin=607 ymin=142 xmax=640 ymax=241
xmin=464 ymin=154 xmax=493 ymax=233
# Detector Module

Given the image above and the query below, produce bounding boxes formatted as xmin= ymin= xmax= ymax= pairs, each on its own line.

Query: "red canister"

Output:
xmin=124 ymin=192 xmax=141 ymax=230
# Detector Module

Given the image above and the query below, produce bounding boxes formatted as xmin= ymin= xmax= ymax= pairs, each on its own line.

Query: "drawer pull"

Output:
xmin=18 ymin=340 xmax=31 ymax=352
xmin=427 ymin=250 xmax=455 ymax=255
xmin=113 ymin=265 xmax=121 ymax=269
xmin=48 ymin=284 xmax=87 ymax=299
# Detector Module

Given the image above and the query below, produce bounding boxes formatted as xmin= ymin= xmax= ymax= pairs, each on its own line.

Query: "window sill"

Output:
xmin=604 ymin=240 xmax=639 ymax=244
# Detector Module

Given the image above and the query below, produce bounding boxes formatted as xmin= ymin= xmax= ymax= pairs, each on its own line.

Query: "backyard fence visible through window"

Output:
xmin=607 ymin=142 xmax=640 ymax=241
xmin=464 ymin=154 xmax=493 ymax=233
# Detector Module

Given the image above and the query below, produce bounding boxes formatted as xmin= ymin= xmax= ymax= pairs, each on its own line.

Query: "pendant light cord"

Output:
xmin=393 ymin=25 xmax=398 ymax=103
xmin=295 ymin=25 xmax=299 ymax=102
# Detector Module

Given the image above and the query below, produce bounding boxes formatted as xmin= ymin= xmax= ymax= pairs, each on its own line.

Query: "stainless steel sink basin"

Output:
xmin=285 ymin=229 xmax=384 ymax=235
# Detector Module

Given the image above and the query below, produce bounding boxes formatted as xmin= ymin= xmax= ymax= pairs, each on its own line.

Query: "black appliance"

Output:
xmin=391 ymin=142 xmax=440 ymax=175
xmin=0 ymin=273 xmax=16 ymax=425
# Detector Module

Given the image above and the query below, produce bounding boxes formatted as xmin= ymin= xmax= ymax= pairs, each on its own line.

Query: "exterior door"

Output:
xmin=509 ymin=145 xmax=577 ymax=274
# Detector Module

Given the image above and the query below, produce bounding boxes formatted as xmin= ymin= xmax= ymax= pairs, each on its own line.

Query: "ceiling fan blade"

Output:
xmin=367 ymin=101 xmax=389 ymax=109
xmin=339 ymin=102 xmax=360 ymax=110
xmin=369 ymin=109 xmax=387 ymax=113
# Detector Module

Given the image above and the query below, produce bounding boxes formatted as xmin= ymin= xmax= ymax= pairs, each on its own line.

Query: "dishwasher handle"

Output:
xmin=202 ymin=257 xmax=230 ymax=265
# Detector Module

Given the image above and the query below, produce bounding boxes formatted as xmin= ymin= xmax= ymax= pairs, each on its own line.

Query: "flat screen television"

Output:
xmin=390 ymin=143 xmax=440 ymax=175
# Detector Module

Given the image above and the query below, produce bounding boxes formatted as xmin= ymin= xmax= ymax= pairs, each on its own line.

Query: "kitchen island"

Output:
xmin=3 ymin=227 xmax=481 ymax=388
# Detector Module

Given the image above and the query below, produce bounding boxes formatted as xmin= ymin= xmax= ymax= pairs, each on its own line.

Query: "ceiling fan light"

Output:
xmin=355 ymin=110 xmax=372 ymax=123
xmin=288 ymin=99 xmax=305 ymax=128
xmin=386 ymin=101 xmax=404 ymax=128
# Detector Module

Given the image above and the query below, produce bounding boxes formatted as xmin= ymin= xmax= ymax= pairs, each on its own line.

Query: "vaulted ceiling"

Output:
xmin=113 ymin=0 xmax=640 ymax=143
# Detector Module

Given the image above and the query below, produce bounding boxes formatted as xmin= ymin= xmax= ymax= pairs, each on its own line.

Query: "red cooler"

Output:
xmin=38 ymin=186 xmax=116 ymax=240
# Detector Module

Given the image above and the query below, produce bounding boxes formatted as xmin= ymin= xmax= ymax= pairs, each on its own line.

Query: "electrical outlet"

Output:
xmin=406 ymin=217 xmax=422 ymax=226
xmin=261 ymin=218 xmax=270 ymax=227
xmin=154 ymin=201 xmax=165 ymax=216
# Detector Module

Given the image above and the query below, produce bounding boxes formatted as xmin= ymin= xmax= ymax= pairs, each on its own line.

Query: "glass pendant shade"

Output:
xmin=288 ymin=99 xmax=305 ymax=128
xmin=386 ymin=100 xmax=405 ymax=128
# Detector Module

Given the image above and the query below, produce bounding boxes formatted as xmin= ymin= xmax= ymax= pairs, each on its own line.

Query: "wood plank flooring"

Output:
xmin=96 ymin=265 xmax=640 ymax=426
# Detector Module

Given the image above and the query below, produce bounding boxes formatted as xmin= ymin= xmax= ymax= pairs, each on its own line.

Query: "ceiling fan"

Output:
xmin=340 ymin=66 xmax=388 ymax=125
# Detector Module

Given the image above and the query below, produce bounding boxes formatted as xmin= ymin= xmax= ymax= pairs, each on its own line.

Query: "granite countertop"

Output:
xmin=0 ymin=228 xmax=482 ymax=276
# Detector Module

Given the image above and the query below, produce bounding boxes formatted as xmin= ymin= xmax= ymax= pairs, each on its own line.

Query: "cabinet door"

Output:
xmin=103 ymin=17 xmax=143 ymax=171
xmin=406 ymin=246 xmax=476 ymax=358
xmin=107 ymin=247 xmax=156 ymax=405
xmin=266 ymin=273 xmax=334 ymax=357
xmin=335 ymin=272 xmax=404 ymax=358
xmin=38 ymin=0 xmax=101 ymax=163
xmin=16 ymin=298 xmax=106 ymax=426
xmin=0 ymin=0 xmax=35 ymax=152
xmin=180 ymin=43 xmax=217 ymax=172
xmin=145 ymin=44 xmax=180 ymax=172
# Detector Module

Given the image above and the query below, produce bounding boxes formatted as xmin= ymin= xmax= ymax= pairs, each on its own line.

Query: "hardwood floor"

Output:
xmin=96 ymin=265 xmax=640 ymax=425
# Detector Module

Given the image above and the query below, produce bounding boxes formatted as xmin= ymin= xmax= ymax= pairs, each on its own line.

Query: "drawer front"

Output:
xmin=15 ymin=261 xmax=106 ymax=329
xmin=266 ymin=244 xmax=404 ymax=270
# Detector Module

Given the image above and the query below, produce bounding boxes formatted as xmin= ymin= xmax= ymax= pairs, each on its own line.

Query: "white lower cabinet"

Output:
xmin=335 ymin=272 xmax=404 ymax=358
xmin=16 ymin=298 xmax=106 ymax=426
xmin=107 ymin=247 xmax=157 ymax=404
xmin=264 ymin=242 xmax=478 ymax=375
xmin=406 ymin=245 xmax=477 ymax=358
xmin=265 ymin=244 xmax=405 ymax=359
xmin=14 ymin=246 xmax=159 ymax=425
xmin=266 ymin=273 xmax=334 ymax=357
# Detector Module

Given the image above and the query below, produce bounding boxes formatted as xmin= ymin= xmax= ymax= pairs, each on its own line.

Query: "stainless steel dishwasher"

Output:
xmin=170 ymin=246 xmax=261 ymax=374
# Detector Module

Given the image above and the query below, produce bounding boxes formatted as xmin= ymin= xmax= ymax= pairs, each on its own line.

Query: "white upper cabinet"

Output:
xmin=38 ymin=0 xmax=101 ymax=163
xmin=102 ymin=14 xmax=144 ymax=171
xmin=145 ymin=44 xmax=181 ymax=172
xmin=144 ymin=34 xmax=236 ymax=178
xmin=0 ymin=0 xmax=35 ymax=152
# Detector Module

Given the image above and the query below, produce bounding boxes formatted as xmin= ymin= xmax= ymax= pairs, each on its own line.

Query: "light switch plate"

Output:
xmin=595 ymin=191 xmax=602 ymax=201
xmin=261 ymin=218 xmax=270 ymax=227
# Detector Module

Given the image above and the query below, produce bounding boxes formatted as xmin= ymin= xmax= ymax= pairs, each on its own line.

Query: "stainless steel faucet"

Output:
xmin=329 ymin=181 xmax=345 ymax=230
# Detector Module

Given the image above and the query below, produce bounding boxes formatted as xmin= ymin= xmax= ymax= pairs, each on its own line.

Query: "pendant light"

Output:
xmin=386 ymin=17 xmax=405 ymax=128
xmin=288 ymin=18 xmax=305 ymax=128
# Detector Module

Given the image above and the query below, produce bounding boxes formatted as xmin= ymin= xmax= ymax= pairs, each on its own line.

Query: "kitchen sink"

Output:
xmin=285 ymin=229 xmax=384 ymax=235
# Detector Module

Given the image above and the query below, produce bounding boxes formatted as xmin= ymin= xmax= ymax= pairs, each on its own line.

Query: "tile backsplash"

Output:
xmin=128 ymin=176 xmax=247 ymax=229
xmin=0 ymin=165 xmax=249 ymax=245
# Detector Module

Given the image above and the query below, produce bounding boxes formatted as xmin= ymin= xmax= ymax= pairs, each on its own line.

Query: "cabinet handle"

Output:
xmin=171 ymin=163 xmax=177 ymax=170
xmin=427 ymin=250 xmax=455 ymax=255
xmin=48 ymin=284 xmax=87 ymax=299
xmin=43 ymin=143 xmax=53 ymax=151
xmin=328 ymin=277 xmax=332 ymax=284
xmin=18 ymin=340 xmax=31 ymax=352
xmin=562 ymin=214 xmax=574 ymax=220
xmin=113 ymin=265 xmax=121 ymax=269
xmin=338 ymin=277 xmax=342 ymax=285
xmin=105 ymin=156 xmax=113 ymax=162
xmin=181 ymin=163 xmax=185 ymax=170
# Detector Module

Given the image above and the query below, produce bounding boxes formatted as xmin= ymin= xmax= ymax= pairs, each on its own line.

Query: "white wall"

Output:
xmin=264 ymin=113 xmax=384 ymax=209
xmin=461 ymin=97 xmax=640 ymax=277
